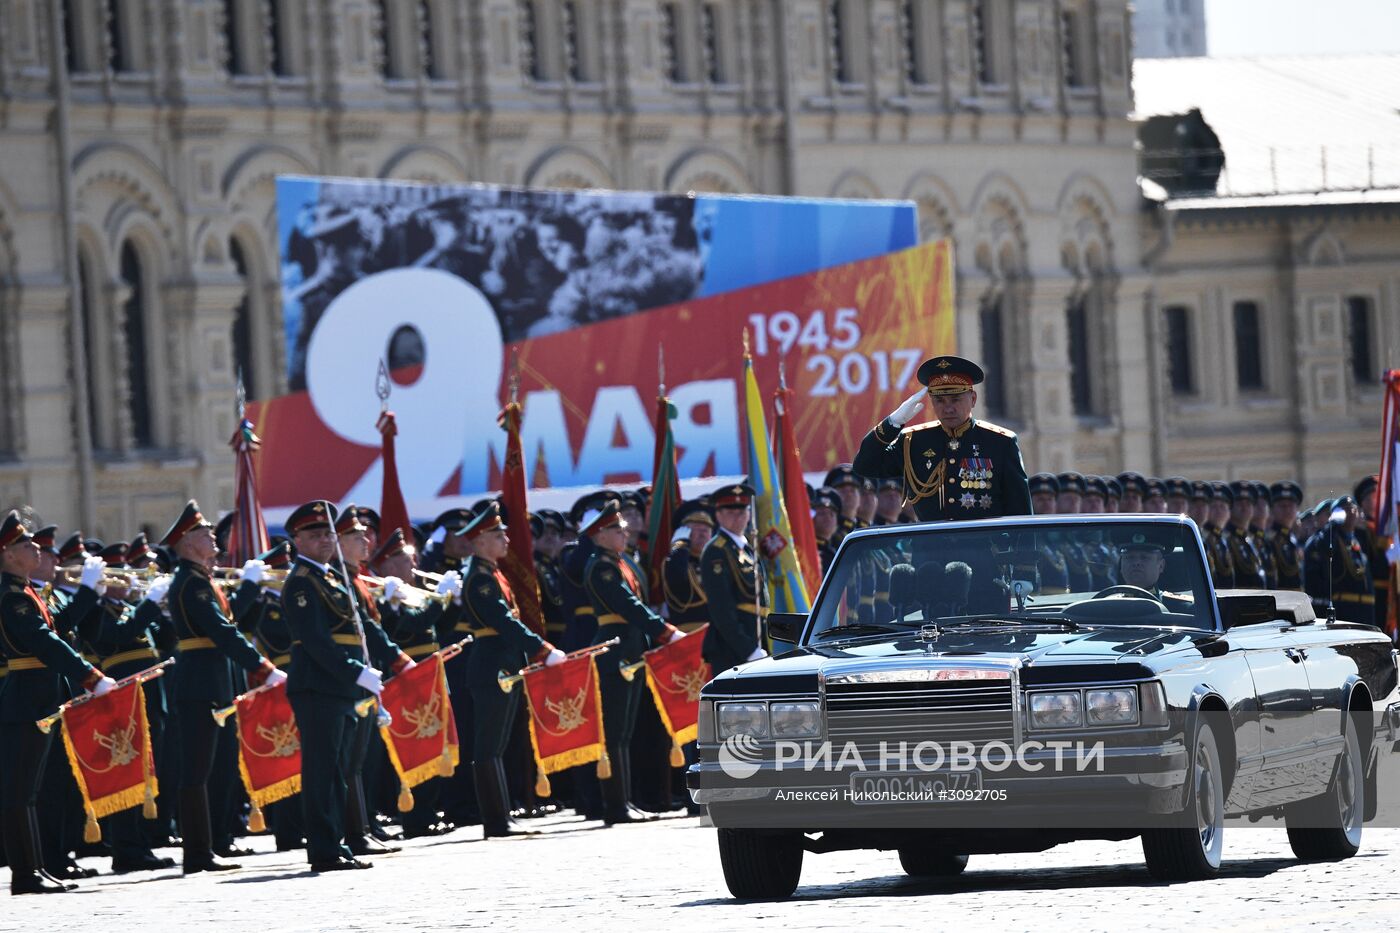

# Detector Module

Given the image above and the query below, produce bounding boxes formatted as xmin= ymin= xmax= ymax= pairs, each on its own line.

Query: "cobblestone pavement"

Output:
xmin=5 ymin=814 xmax=1396 ymax=931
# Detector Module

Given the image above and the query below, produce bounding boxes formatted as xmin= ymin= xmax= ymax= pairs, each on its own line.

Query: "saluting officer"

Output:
xmin=163 ymin=501 xmax=283 ymax=874
xmin=0 ymin=513 xmax=115 ymax=895
xmin=583 ymin=502 xmax=682 ymax=825
xmin=455 ymin=503 xmax=563 ymax=838
xmin=281 ymin=501 xmax=411 ymax=873
xmin=1267 ymin=482 xmax=1305 ymax=591
xmin=854 ymin=356 xmax=1030 ymax=521
xmin=1303 ymin=497 xmax=1375 ymax=624
xmin=663 ymin=500 xmax=715 ymax=633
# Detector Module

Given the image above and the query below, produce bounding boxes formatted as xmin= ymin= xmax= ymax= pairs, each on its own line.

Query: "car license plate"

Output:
xmin=848 ymin=770 xmax=982 ymax=804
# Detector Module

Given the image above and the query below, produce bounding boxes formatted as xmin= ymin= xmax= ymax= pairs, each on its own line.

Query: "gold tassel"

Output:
xmin=247 ymin=802 xmax=266 ymax=834
xmin=596 ymin=749 xmax=612 ymax=780
xmin=397 ymin=783 xmax=415 ymax=813
xmin=142 ymin=785 xmax=158 ymax=820
xmin=535 ymin=767 xmax=551 ymax=798
xmin=83 ymin=809 xmax=102 ymax=844
xmin=669 ymin=739 xmax=685 ymax=768
xmin=439 ymin=745 xmax=455 ymax=778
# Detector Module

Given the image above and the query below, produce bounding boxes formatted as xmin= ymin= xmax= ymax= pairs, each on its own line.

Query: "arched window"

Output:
xmin=979 ymin=296 xmax=1007 ymax=418
xmin=1065 ymin=296 xmax=1093 ymax=415
xmin=119 ymin=241 xmax=154 ymax=448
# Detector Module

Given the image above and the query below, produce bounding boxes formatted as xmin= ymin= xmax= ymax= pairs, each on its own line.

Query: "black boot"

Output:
xmin=494 ymin=759 xmax=538 ymax=836
xmin=179 ymin=788 xmax=240 ymax=874
xmin=345 ymin=779 xmax=397 ymax=856
xmin=601 ymin=746 xmax=635 ymax=825
xmin=474 ymin=760 xmax=532 ymax=838
xmin=27 ymin=808 xmax=79 ymax=888
xmin=618 ymin=747 xmax=657 ymax=822
xmin=4 ymin=808 xmax=68 ymax=895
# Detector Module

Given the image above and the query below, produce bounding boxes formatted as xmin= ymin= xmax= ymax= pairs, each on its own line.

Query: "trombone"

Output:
xmin=497 ymin=637 xmax=620 ymax=693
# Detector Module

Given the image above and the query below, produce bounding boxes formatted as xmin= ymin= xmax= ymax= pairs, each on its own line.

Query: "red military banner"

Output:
xmin=521 ymin=654 xmax=607 ymax=778
xmin=377 ymin=654 xmax=459 ymax=811
xmin=232 ymin=681 xmax=302 ymax=829
xmin=58 ymin=680 xmax=157 ymax=842
xmin=643 ymin=626 xmax=711 ymax=763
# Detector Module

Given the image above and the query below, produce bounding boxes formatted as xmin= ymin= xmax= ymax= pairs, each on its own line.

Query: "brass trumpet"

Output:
xmin=54 ymin=565 xmax=159 ymax=591
xmin=618 ymin=659 xmax=646 ymax=682
xmin=497 ymin=638 xmax=620 ymax=693
xmin=354 ymin=638 xmax=472 ymax=718
xmin=362 ymin=574 xmax=453 ymax=609
xmin=211 ymin=568 xmax=290 ymax=589
xmin=38 ymin=659 xmax=174 ymax=733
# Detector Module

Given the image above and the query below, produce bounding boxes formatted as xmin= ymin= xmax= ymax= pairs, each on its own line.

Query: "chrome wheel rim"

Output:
xmin=1338 ymin=736 xmax=1362 ymax=846
xmin=1194 ymin=735 xmax=1223 ymax=866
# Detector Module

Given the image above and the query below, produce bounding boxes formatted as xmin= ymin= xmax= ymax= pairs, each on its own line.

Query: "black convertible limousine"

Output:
xmin=688 ymin=515 xmax=1400 ymax=899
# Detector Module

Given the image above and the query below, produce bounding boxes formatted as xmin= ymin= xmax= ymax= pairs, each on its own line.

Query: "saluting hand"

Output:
xmin=889 ymin=390 xmax=926 ymax=428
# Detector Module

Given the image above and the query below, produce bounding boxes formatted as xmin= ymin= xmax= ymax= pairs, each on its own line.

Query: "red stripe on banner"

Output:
xmin=228 ymin=420 xmax=270 ymax=564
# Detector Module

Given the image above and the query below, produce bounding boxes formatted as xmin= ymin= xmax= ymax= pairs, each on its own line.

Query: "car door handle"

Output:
xmin=1284 ymin=647 xmax=1306 ymax=662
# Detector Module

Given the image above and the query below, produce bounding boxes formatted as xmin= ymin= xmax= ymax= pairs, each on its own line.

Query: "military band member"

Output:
xmin=0 ymin=513 xmax=115 ymax=895
xmin=1267 ymin=482 xmax=1305 ymax=591
xmin=163 ymin=500 xmax=283 ymax=874
xmin=663 ymin=501 xmax=715 ymax=633
xmin=854 ymin=356 xmax=1031 ymax=522
xmin=1225 ymin=481 xmax=1267 ymax=588
xmin=583 ymin=502 xmax=682 ymax=825
xmin=456 ymin=504 xmax=563 ymax=837
xmin=531 ymin=510 xmax=569 ymax=645
xmin=1304 ymin=497 xmax=1374 ymax=625
xmin=282 ymin=501 xmax=409 ymax=872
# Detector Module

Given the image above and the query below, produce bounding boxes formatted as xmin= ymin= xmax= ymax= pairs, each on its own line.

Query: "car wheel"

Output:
xmin=897 ymin=849 xmax=969 ymax=878
xmin=1142 ymin=719 xmax=1225 ymax=881
xmin=1285 ymin=722 xmax=1363 ymax=862
xmin=716 ymin=828 xmax=803 ymax=899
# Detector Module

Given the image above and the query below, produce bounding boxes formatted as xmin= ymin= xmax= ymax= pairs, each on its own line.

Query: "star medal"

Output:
xmin=979 ymin=495 xmax=992 ymax=509
xmin=959 ymin=492 xmax=975 ymax=508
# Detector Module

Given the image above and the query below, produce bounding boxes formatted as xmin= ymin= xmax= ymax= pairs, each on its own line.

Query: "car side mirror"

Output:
xmin=766 ymin=612 xmax=807 ymax=645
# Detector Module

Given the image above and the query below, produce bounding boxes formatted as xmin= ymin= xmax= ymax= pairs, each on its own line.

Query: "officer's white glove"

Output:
xmin=745 ymin=647 xmax=768 ymax=662
xmin=435 ymin=570 xmax=463 ymax=602
xmin=239 ymin=559 xmax=266 ymax=584
xmin=263 ymin=668 xmax=288 ymax=688
xmin=671 ymin=525 xmax=690 ymax=543
xmin=668 ymin=628 xmax=687 ymax=644
xmin=888 ymin=390 xmax=926 ymax=428
xmin=92 ymin=676 xmax=118 ymax=697
xmin=79 ymin=555 xmax=106 ymax=593
xmin=544 ymin=648 xmax=567 ymax=667
xmin=141 ymin=575 xmax=172 ymax=606
xmin=355 ymin=667 xmax=384 ymax=695
xmin=380 ymin=575 xmax=404 ymax=604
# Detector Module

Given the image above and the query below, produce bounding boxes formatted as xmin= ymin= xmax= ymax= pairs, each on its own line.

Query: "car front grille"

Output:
xmin=823 ymin=679 xmax=1016 ymax=758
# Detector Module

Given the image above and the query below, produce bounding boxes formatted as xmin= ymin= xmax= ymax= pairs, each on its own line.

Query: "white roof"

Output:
xmin=1133 ymin=54 xmax=1400 ymax=198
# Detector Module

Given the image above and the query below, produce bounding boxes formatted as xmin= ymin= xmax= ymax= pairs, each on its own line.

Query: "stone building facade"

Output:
xmin=0 ymin=1 xmax=1385 ymax=537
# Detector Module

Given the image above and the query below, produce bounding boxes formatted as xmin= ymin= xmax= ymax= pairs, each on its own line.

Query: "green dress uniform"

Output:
xmin=1202 ymin=523 xmax=1234 ymax=588
xmin=663 ymin=541 xmax=710 ymax=632
xmin=700 ymin=527 xmax=763 ymax=676
xmin=1224 ymin=523 xmax=1267 ymax=588
xmin=1304 ymin=521 xmax=1375 ymax=625
xmin=535 ymin=551 xmax=568 ymax=644
xmin=1267 ymin=523 xmax=1304 ymax=591
xmin=584 ymin=508 xmax=677 ymax=824
xmin=460 ymin=552 xmax=548 ymax=836
xmin=0 ymin=532 xmax=106 ymax=895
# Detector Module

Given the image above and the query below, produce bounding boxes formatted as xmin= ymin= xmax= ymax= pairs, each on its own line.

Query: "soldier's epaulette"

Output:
xmin=974 ymin=419 xmax=1018 ymax=438
xmin=899 ymin=419 xmax=944 ymax=436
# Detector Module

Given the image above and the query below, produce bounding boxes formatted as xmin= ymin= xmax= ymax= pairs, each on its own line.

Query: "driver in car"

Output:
xmin=1115 ymin=533 xmax=1195 ymax=613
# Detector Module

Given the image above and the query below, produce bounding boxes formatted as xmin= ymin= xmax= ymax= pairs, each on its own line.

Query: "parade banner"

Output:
xmin=743 ymin=350 xmax=811 ymax=614
xmin=521 ymin=655 xmax=607 ymax=776
xmin=645 ymin=394 xmax=683 ymax=604
xmin=58 ymin=681 xmax=157 ymax=841
xmin=251 ymin=177 xmax=947 ymax=516
xmin=232 ymin=681 xmax=302 ymax=829
xmin=643 ymin=626 xmax=711 ymax=761
xmin=498 ymin=399 xmax=545 ymax=636
xmin=377 ymin=654 xmax=459 ymax=810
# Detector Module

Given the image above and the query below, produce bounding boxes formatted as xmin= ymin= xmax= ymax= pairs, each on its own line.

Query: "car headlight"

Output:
xmin=1029 ymin=691 xmax=1082 ymax=729
xmin=769 ymin=701 xmax=821 ymax=738
xmin=1086 ymin=687 xmax=1138 ymax=725
xmin=716 ymin=702 xmax=769 ymax=740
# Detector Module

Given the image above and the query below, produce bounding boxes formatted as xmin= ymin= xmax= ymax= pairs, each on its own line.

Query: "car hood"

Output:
xmin=706 ymin=625 xmax=1212 ymax=693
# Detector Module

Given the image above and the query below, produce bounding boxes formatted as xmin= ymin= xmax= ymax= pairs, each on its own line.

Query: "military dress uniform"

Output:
xmin=456 ymin=504 xmax=555 ymax=837
xmin=699 ymin=486 xmax=764 ymax=675
xmin=1267 ymin=482 xmax=1305 ymax=592
xmin=810 ymin=487 xmax=842 ymax=575
xmin=1225 ymin=482 xmax=1267 ymax=588
xmin=0 ymin=513 xmax=108 ymax=895
xmin=583 ymin=503 xmax=679 ymax=824
xmin=1203 ymin=483 xmax=1235 ymax=588
xmin=853 ymin=357 xmax=1031 ymax=522
xmin=1355 ymin=476 xmax=1391 ymax=631
xmin=663 ymin=502 xmax=715 ymax=633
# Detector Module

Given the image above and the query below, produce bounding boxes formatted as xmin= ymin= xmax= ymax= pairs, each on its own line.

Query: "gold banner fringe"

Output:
xmin=643 ymin=664 xmax=699 ymax=750
xmin=379 ymin=659 xmax=459 ymax=794
xmin=59 ymin=684 xmax=158 ymax=822
xmin=524 ymin=657 xmax=609 ymax=776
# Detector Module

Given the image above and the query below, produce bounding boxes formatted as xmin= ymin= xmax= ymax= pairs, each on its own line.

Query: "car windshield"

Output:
xmin=807 ymin=518 xmax=1216 ymax=641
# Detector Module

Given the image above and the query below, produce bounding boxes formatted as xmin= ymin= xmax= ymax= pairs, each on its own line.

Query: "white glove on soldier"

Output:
xmin=668 ymin=628 xmax=687 ymax=644
xmin=671 ymin=525 xmax=691 ymax=543
xmin=79 ymin=555 xmax=106 ymax=592
xmin=745 ymin=647 xmax=768 ymax=662
xmin=435 ymin=570 xmax=463 ymax=602
xmin=355 ymin=667 xmax=384 ymax=695
xmin=92 ymin=676 xmax=118 ymax=697
xmin=544 ymin=648 xmax=567 ymax=667
xmin=888 ymin=390 xmax=926 ymax=428
xmin=263 ymin=668 xmax=287 ymax=688
xmin=380 ymin=575 xmax=404 ymax=603
xmin=239 ymin=559 xmax=266 ymax=584
xmin=141 ymin=575 xmax=172 ymax=606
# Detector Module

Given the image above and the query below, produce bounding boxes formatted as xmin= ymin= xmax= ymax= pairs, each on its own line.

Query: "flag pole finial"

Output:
xmin=778 ymin=359 xmax=787 ymax=391
xmin=376 ymin=359 xmax=391 ymax=414
xmin=658 ymin=343 xmax=666 ymax=397
xmin=742 ymin=326 xmax=751 ymax=360
xmin=509 ymin=348 xmax=521 ymax=406
xmin=235 ymin=368 xmax=247 ymax=422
